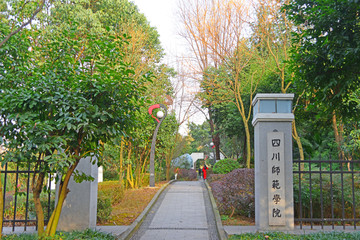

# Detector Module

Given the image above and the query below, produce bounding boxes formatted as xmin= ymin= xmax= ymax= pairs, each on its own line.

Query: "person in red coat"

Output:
xmin=202 ymin=164 xmax=208 ymax=180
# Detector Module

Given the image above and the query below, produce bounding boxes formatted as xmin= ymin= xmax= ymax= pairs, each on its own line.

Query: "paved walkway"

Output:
xmin=127 ymin=181 xmax=219 ymax=240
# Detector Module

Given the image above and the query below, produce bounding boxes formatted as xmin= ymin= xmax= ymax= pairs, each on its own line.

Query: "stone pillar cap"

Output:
xmin=252 ymin=93 xmax=294 ymax=106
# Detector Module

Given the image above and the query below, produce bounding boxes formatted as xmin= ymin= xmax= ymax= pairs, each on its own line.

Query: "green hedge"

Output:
xmin=213 ymin=159 xmax=240 ymax=174
xmin=97 ymin=181 xmax=124 ymax=223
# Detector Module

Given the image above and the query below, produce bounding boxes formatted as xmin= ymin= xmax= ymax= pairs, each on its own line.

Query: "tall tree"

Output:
xmin=178 ymin=0 xmax=225 ymax=161
xmin=178 ymin=0 xmax=268 ymax=168
xmin=285 ymin=0 xmax=360 ymax=160
xmin=0 ymin=19 xmax=149 ymax=240
xmin=252 ymin=0 xmax=305 ymax=160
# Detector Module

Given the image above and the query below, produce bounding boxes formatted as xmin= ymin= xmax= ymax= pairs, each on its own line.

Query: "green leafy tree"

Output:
xmin=157 ymin=113 xmax=182 ymax=181
xmin=252 ymin=0 xmax=306 ymax=161
xmin=0 ymin=23 xmax=149 ymax=237
xmin=285 ymin=0 xmax=360 ymax=118
xmin=1 ymin=0 xmax=174 ymax=236
xmin=188 ymin=121 xmax=212 ymax=154
xmin=285 ymin=0 xmax=360 ymax=160
xmin=47 ymin=0 xmax=175 ymax=189
xmin=0 ymin=25 xmax=34 ymax=236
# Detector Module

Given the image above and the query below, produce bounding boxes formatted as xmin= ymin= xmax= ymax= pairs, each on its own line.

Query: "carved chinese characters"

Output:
xmin=267 ymin=132 xmax=286 ymax=225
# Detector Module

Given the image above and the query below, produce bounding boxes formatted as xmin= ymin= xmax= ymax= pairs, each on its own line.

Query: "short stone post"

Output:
xmin=56 ymin=156 xmax=98 ymax=231
xmin=252 ymin=93 xmax=294 ymax=231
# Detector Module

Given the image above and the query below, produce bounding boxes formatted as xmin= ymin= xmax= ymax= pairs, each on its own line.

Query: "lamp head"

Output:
xmin=157 ymin=110 xmax=164 ymax=119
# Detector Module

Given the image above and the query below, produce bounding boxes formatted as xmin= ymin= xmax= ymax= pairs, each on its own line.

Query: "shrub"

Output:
xmin=103 ymin=169 xmax=119 ymax=181
xmin=210 ymin=168 xmax=254 ymax=217
xmin=177 ymin=169 xmax=197 ymax=181
xmin=141 ymin=173 xmax=150 ymax=187
xmin=293 ymin=168 xmax=360 ymax=220
xmin=213 ymin=159 xmax=241 ymax=174
xmin=98 ymin=181 xmax=124 ymax=204
xmin=97 ymin=181 xmax=125 ymax=223
xmin=97 ymin=193 xmax=112 ymax=223
xmin=208 ymin=174 xmax=225 ymax=183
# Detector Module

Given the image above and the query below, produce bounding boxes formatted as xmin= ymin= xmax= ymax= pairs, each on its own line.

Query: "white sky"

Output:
xmin=131 ymin=0 xmax=185 ymax=65
xmin=131 ymin=0 xmax=206 ymax=135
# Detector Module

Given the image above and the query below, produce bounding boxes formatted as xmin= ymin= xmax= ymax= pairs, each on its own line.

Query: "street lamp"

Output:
xmin=148 ymin=104 xmax=167 ymax=187
xmin=209 ymin=142 xmax=215 ymax=165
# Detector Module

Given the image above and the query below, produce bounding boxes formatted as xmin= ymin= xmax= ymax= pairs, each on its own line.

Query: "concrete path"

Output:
xmin=127 ymin=181 xmax=219 ymax=240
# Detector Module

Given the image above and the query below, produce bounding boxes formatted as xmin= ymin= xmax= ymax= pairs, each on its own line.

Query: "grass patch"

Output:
xmin=229 ymin=231 xmax=360 ymax=240
xmin=2 ymin=229 xmax=116 ymax=240
xmin=221 ymin=214 xmax=255 ymax=226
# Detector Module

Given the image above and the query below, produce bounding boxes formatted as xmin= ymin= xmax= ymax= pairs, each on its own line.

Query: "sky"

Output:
xmin=131 ymin=0 xmax=185 ymax=65
xmin=131 ymin=0 xmax=206 ymax=134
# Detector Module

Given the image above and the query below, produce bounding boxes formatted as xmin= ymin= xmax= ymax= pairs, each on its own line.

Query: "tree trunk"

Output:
xmin=119 ymin=137 xmax=124 ymax=187
xmin=292 ymin=120 xmax=304 ymax=179
xmin=32 ymin=171 xmax=45 ymax=236
xmin=166 ymin=163 xmax=170 ymax=181
xmin=126 ymin=164 xmax=135 ymax=189
xmin=292 ymin=120 xmax=304 ymax=160
xmin=213 ymin=133 xmax=221 ymax=162
xmin=45 ymin=159 xmax=80 ymax=236
xmin=135 ymin=163 xmax=141 ymax=188
xmin=165 ymin=151 xmax=171 ymax=181
xmin=244 ymin=120 xmax=251 ymax=168
xmin=208 ymin=107 xmax=221 ymax=163
xmin=242 ymin=134 xmax=247 ymax=165
xmin=332 ymin=112 xmax=345 ymax=160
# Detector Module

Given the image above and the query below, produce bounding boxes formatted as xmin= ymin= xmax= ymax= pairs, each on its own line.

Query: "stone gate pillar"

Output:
xmin=252 ymin=93 xmax=294 ymax=231
xmin=56 ymin=156 xmax=98 ymax=231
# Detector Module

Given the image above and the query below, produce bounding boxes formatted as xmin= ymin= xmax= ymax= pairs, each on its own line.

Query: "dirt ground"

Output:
xmin=99 ymin=182 xmax=166 ymax=225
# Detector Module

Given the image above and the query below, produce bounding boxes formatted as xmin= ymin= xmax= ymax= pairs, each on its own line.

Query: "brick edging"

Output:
xmin=204 ymin=181 xmax=228 ymax=240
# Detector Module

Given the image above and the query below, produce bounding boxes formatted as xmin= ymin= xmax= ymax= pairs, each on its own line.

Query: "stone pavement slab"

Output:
xmin=140 ymin=229 xmax=209 ymax=240
xmin=149 ymin=182 xmax=207 ymax=229
xmin=127 ymin=181 xmax=220 ymax=240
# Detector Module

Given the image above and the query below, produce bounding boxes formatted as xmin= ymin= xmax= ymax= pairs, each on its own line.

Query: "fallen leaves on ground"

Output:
xmin=100 ymin=181 xmax=166 ymax=225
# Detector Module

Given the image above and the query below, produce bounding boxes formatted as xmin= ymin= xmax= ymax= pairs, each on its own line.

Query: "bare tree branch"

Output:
xmin=0 ymin=0 xmax=45 ymax=48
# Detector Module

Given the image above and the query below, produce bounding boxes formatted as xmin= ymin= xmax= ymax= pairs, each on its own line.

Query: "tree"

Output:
xmin=47 ymin=0 xmax=175 ymax=189
xmin=178 ymin=0 xmax=225 ymax=161
xmin=188 ymin=121 xmax=212 ymax=154
xmin=285 ymin=0 xmax=360 ymax=116
xmin=178 ymin=0 xmax=269 ymax=168
xmin=285 ymin=0 xmax=360 ymax=160
xmin=252 ymin=0 xmax=306 ymax=161
xmin=1 ymin=0 xmax=176 ymax=236
xmin=0 ymin=22 xmax=149 ymax=237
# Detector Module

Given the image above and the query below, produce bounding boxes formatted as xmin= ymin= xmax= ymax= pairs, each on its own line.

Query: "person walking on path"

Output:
xmin=198 ymin=166 xmax=202 ymax=179
xmin=202 ymin=164 xmax=208 ymax=180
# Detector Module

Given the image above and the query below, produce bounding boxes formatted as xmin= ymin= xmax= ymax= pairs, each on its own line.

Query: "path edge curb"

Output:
xmin=205 ymin=181 xmax=228 ymax=240
xmin=117 ymin=180 xmax=176 ymax=240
